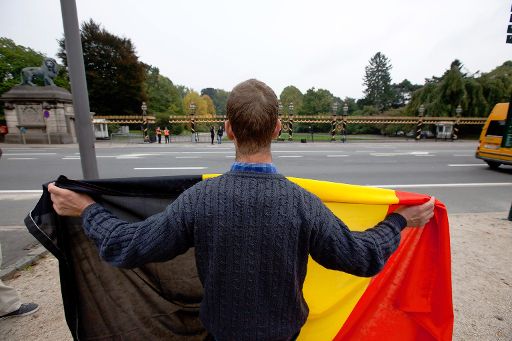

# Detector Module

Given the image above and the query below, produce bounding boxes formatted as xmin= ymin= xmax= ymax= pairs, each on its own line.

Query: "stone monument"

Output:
xmin=1 ymin=58 xmax=77 ymax=144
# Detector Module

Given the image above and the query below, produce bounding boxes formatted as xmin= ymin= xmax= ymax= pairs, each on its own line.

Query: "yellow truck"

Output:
xmin=475 ymin=102 xmax=512 ymax=169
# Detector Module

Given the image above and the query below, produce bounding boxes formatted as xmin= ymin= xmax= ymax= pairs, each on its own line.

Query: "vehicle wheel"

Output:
xmin=485 ymin=161 xmax=501 ymax=170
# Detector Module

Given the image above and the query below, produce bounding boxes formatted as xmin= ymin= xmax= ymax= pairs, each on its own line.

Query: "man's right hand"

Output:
xmin=394 ymin=197 xmax=436 ymax=228
xmin=48 ymin=183 xmax=96 ymax=217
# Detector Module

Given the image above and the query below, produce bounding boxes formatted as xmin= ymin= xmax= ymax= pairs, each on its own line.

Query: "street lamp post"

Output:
xmin=342 ymin=102 xmax=348 ymax=143
xmin=331 ymin=101 xmax=338 ymax=142
xmin=288 ymin=102 xmax=294 ymax=141
xmin=416 ymin=104 xmax=425 ymax=141
xmin=141 ymin=101 xmax=148 ymax=142
xmin=452 ymin=104 xmax=462 ymax=141
xmin=309 ymin=125 xmax=314 ymax=142
xmin=189 ymin=102 xmax=197 ymax=142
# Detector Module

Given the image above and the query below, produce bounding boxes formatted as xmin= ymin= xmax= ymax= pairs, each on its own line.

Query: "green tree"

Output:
xmin=301 ymin=88 xmax=334 ymax=115
xmin=145 ymin=66 xmax=176 ymax=113
xmin=58 ymin=19 xmax=146 ymax=115
xmin=167 ymin=85 xmax=184 ymax=116
xmin=363 ymin=52 xmax=394 ymax=111
xmin=341 ymin=97 xmax=359 ymax=115
xmin=176 ymin=85 xmax=191 ymax=99
xmin=478 ymin=61 xmax=512 ymax=111
xmin=391 ymin=79 xmax=421 ymax=108
xmin=405 ymin=59 xmax=494 ymax=117
xmin=201 ymin=88 xmax=229 ymax=116
xmin=279 ymin=85 xmax=303 ymax=115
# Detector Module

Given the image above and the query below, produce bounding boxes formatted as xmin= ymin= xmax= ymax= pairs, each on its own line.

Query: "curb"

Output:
xmin=0 ymin=245 xmax=48 ymax=281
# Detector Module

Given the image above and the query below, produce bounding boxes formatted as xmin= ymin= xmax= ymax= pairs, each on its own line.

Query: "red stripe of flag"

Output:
xmin=334 ymin=191 xmax=453 ymax=340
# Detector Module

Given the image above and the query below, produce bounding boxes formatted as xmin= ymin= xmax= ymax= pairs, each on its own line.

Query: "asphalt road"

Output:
xmin=1 ymin=140 xmax=511 ymax=269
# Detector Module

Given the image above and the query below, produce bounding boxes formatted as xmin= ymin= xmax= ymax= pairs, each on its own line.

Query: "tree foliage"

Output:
xmin=183 ymin=90 xmax=209 ymax=116
xmin=144 ymin=66 xmax=183 ymax=116
xmin=201 ymin=88 xmax=229 ymax=116
xmin=202 ymin=94 xmax=216 ymax=116
xmin=279 ymin=85 xmax=303 ymax=115
xmin=391 ymin=79 xmax=421 ymax=108
xmin=58 ymin=19 xmax=146 ymax=115
xmin=363 ymin=52 xmax=394 ymax=111
xmin=405 ymin=60 xmax=511 ymax=117
xmin=301 ymin=88 xmax=334 ymax=115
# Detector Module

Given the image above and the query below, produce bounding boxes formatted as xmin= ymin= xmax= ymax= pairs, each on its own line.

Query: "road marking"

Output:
xmin=225 ymin=155 xmax=236 ymax=158
xmin=453 ymin=154 xmax=473 ymax=157
xmin=133 ymin=167 xmax=207 ymax=170
xmin=0 ymin=190 xmax=43 ymax=193
xmin=371 ymin=152 xmax=434 ymax=157
xmin=63 ymin=157 xmax=80 ymax=160
xmin=97 ymin=156 xmax=117 ymax=158
xmin=0 ymin=226 xmax=27 ymax=231
xmin=176 ymin=156 xmax=200 ymax=159
xmin=447 ymin=163 xmax=485 ymax=167
xmin=370 ymin=182 xmax=512 ymax=189
xmin=371 ymin=152 xmax=408 ymax=156
xmin=7 ymin=158 xmax=36 ymax=160
xmin=0 ymin=189 xmax=43 ymax=194
xmin=273 ymin=150 xmax=342 ymax=153
xmin=326 ymin=155 xmax=349 ymax=157
xmin=3 ymin=153 xmax=57 ymax=156
xmin=278 ymin=155 xmax=303 ymax=158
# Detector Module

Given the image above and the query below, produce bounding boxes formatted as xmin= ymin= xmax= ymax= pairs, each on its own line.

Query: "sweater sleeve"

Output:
xmin=81 ymin=186 xmax=198 ymax=268
xmin=308 ymin=196 xmax=407 ymax=277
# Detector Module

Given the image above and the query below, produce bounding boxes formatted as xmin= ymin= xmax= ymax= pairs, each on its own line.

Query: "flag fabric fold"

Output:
xmin=25 ymin=175 xmax=452 ymax=340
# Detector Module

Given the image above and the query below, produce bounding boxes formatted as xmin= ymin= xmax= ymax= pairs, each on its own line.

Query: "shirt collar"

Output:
xmin=230 ymin=162 xmax=278 ymax=174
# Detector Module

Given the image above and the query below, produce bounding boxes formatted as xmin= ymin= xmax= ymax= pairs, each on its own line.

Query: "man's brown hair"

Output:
xmin=226 ymin=79 xmax=279 ymax=155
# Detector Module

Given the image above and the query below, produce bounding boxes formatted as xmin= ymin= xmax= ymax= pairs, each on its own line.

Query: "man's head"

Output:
xmin=226 ymin=79 xmax=280 ymax=156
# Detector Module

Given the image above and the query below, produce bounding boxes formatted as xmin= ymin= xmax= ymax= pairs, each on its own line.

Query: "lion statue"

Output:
xmin=20 ymin=58 xmax=59 ymax=86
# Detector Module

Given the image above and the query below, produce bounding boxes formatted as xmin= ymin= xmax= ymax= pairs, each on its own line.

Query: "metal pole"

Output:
xmin=288 ymin=102 xmax=294 ymax=142
xmin=342 ymin=115 xmax=347 ymax=143
xmin=416 ymin=104 xmax=424 ymax=141
xmin=288 ymin=113 xmax=293 ymax=141
xmin=331 ymin=114 xmax=337 ymax=142
xmin=342 ymin=103 xmax=348 ymax=143
xmin=60 ymin=0 xmax=99 ymax=179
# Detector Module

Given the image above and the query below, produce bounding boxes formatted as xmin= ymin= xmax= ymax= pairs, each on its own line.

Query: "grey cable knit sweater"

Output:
xmin=82 ymin=171 xmax=406 ymax=340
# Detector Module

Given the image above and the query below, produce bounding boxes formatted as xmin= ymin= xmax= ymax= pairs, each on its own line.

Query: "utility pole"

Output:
xmin=60 ymin=0 xmax=99 ymax=179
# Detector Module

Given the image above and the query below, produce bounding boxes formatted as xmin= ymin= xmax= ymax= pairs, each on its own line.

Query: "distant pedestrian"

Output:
xmin=0 ymin=243 xmax=39 ymax=320
xmin=156 ymin=127 xmax=162 ymax=144
xmin=210 ymin=126 xmax=215 ymax=145
xmin=164 ymin=127 xmax=170 ymax=144
xmin=217 ymin=126 xmax=223 ymax=144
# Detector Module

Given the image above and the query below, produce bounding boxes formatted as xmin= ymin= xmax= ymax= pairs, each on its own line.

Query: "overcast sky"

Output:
xmin=1 ymin=0 xmax=510 ymax=99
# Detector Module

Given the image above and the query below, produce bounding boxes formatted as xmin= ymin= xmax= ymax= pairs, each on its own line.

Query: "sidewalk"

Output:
xmin=0 ymin=212 xmax=510 ymax=340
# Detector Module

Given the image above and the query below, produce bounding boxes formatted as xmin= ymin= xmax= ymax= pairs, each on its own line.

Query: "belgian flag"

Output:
xmin=26 ymin=175 xmax=452 ymax=340
xmin=285 ymin=178 xmax=453 ymax=341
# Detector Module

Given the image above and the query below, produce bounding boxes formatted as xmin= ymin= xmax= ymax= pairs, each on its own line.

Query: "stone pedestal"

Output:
xmin=1 ymin=85 xmax=76 ymax=144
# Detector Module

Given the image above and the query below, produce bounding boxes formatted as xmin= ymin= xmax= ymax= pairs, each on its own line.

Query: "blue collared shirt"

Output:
xmin=230 ymin=162 xmax=278 ymax=174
